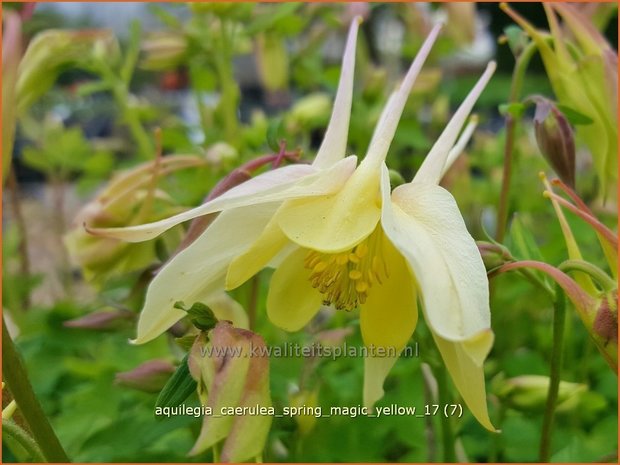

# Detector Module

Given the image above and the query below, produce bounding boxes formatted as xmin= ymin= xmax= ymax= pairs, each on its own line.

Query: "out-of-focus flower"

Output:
xmin=445 ymin=3 xmax=477 ymax=45
xmin=140 ymin=31 xmax=187 ymax=71
xmin=2 ymin=11 xmax=22 ymax=182
xmin=503 ymin=3 xmax=618 ymax=198
xmin=91 ymin=19 xmax=497 ymax=430
xmin=286 ymin=93 xmax=332 ymax=133
xmin=188 ymin=321 xmax=272 ymax=462
xmin=288 ymin=388 xmax=320 ymax=436
xmin=494 ymin=375 xmax=587 ymax=413
xmin=115 ymin=359 xmax=176 ymax=393
xmin=17 ymin=29 xmax=118 ymax=113
xmin=64 ymin=307 xmax=134 ymax=331
xmin=65 ymin=155 xmax=204 ymax=285
xmin=204 ymin=142 xmax=239 ymax=169
xmin=255 ymin=32 xmax=289 ymax=93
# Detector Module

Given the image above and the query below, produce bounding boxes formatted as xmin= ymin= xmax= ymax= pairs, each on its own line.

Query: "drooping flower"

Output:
xmin=91 ymin=19 xmax=497 ymax=429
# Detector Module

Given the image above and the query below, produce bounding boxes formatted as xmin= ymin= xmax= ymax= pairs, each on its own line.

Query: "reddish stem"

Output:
xmin=494 ymin=260 xmax=597 ymax=321
xmin=174 ymin=150 xmax=301 ymax=255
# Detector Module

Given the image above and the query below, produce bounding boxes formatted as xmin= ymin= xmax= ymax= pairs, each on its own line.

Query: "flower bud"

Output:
xmin=255 ymin=32 xmax=289 ymax=93
xmin=140 ymin=32 xmax=187 ymax=71
xmin=445 ymin=3 xmax=477 ymax=45
xmin=533 ymin=97 xmax=576 ymax=188
xmin=593 ymin=290 xmax=618 ymax=345
xmin=67 ymin=156 xmax=203 ymax=286
xmin=477 ymin=241 xmax=513 ymax=271
xmin=286 ymin=93 xmax=331 ymax=133
xmin=288 ymin=388 xmax=320 ymax=436
xmin=204 ymin=142 xmax=238 ymax=169
xmin=64 ymin=307 xmax=134 ymax=331
xmin=188 ymin=321 xmax=272 ymax=462
xmin=494 ymin=375 xmax=586 ymax=413
xmin=115 ymin=359 xmax=176 ymax=393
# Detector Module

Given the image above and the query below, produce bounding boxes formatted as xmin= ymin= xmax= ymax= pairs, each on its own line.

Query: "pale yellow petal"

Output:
xmin=89 ymin=156 xmax=357 ymax=243
xmin=432 ymin=331 xmax=496 ymax=431
xmin=414 ymin=61 xmax=496 ymax=185
xmin=442 ymin=115 xmax=478 ymax=178
xmin=204 ymin=292 xmax=249 ymax=330
xmin=133 ymin=203 xmax=277 ymax=344
xmin=363 ymin=24 xmax=442 ymax=168
xmin=360 ymin=233 xmax=418 ymax=349
xmin=313 ymin=18 xmax=361 ymax=169
xmin=381 ymin=167 xmax=491 ymax=347
xmin=226 ymin=214 xmax=290 ymax=290
xmin=363 ymin=355 xmax=399 ymax=409
xmin=276 ymin=162 xmax=381 ymax=253
xmin=360 ymin=234 xmax=418 ymax=407
xmin=266 ymin=247 xmax=323 ymax=331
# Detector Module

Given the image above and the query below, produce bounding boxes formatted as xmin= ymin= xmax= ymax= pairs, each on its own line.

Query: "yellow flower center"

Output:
xmin=303 ymin=226 xmax=389 ymax=311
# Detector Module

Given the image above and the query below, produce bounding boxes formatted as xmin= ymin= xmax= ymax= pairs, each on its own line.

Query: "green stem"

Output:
xmin=539 ymin=284 xmax=566 ymax=462
xmin=489 ymin=404 xmax=507 ymax=462
xmin=559 ymin=259 xmax=616 ymax=292
xmin=434 ymin=366 xmax=456 ymax=463
xmin=213 ymin=19 xmax=240 ymax=144
xmin=6 ymin=168 xmax=30 ymax=310
xmin=2 ymin=420 xmax=47 ymax=463
xmin=97 ymin=63 xmax=153 ymax=159
xmin=247 ymin=275 xmax=260 ymax=331
xmin=2 ymin=318 xmax=70 ymax=462
xmin=212 ymin=442 xmax=221 ymax=463
xmin=496 ymin=41 xmax=539 ymax=243
xmin=420 ymin=363 xmax=437 ymax=462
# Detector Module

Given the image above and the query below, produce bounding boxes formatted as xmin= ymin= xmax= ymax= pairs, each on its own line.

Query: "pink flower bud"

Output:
xmin=533 ymin=97 xmax=576 ymax=188
xmin=115 ymin=360 xmax=176 ymax=393
xmin=64 ymin=308 xmax=134 ymax=331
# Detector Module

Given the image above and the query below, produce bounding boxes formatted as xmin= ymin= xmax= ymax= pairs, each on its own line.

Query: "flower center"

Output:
xmin=303 ymin=226 xmax=389 ymax=311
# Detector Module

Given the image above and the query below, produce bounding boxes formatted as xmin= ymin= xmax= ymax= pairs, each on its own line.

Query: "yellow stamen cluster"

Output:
xmin=303 ymin=227 xmax=389 ymax=310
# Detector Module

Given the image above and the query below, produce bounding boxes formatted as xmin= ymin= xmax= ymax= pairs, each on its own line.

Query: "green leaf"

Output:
xmin=173 ymin=301 xmax=218 ymax=332
xmin=508 ymin=214 xmax=545 ymax=263
xmin=499 ymin=102 xmax=526 ymax=119
xmin=556 ymin=104 xmax=594 ymax=126
xmin=154 ymin=354 xmax=197 ymax=414
xmin=245 ymin=3 xmax=302 ymax=35
xmin=266 ymin=117 xmax=285 ymax=153
xmin=503 ymin=25 xmax=530 ymax=56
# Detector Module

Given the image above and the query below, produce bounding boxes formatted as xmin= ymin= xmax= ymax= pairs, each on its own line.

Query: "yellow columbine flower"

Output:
xmin=91 ymin=19 xmax=496 ymax=430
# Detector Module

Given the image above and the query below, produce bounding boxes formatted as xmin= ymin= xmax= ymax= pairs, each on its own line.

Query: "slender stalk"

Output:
xmin=434 ymin=366 xmax=456 ymax=463
xmin=2 ymin=318 xmax=70 ymax=462
xmin=50 ymin=177 xmax=74 ymax=297
xmin=247 ymin=275 xmax=260 ymax=331
xmin=6 ymin=168 xmax=31 ymax=308
xmin=489 ymin=404 xmax=507 ymax=462
xmin=539 ymin=285 xmax=566 ymax=462
xmin=95 ymin=62 xmax=153 ymax=159
xmin=213 ymin=19 xmax=240 ymax=144
xmin=420 ymin=363 xmax=437 ymax=462
xmin=212 ymin=442 xmax=220 ymax=463
xmin=559 ymin=259 xmax=616 ymax=292
xmin=2 ymin=420 xmax=47 ymax=463
xmin=496 ymin=41 xmax=538 ymax=242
